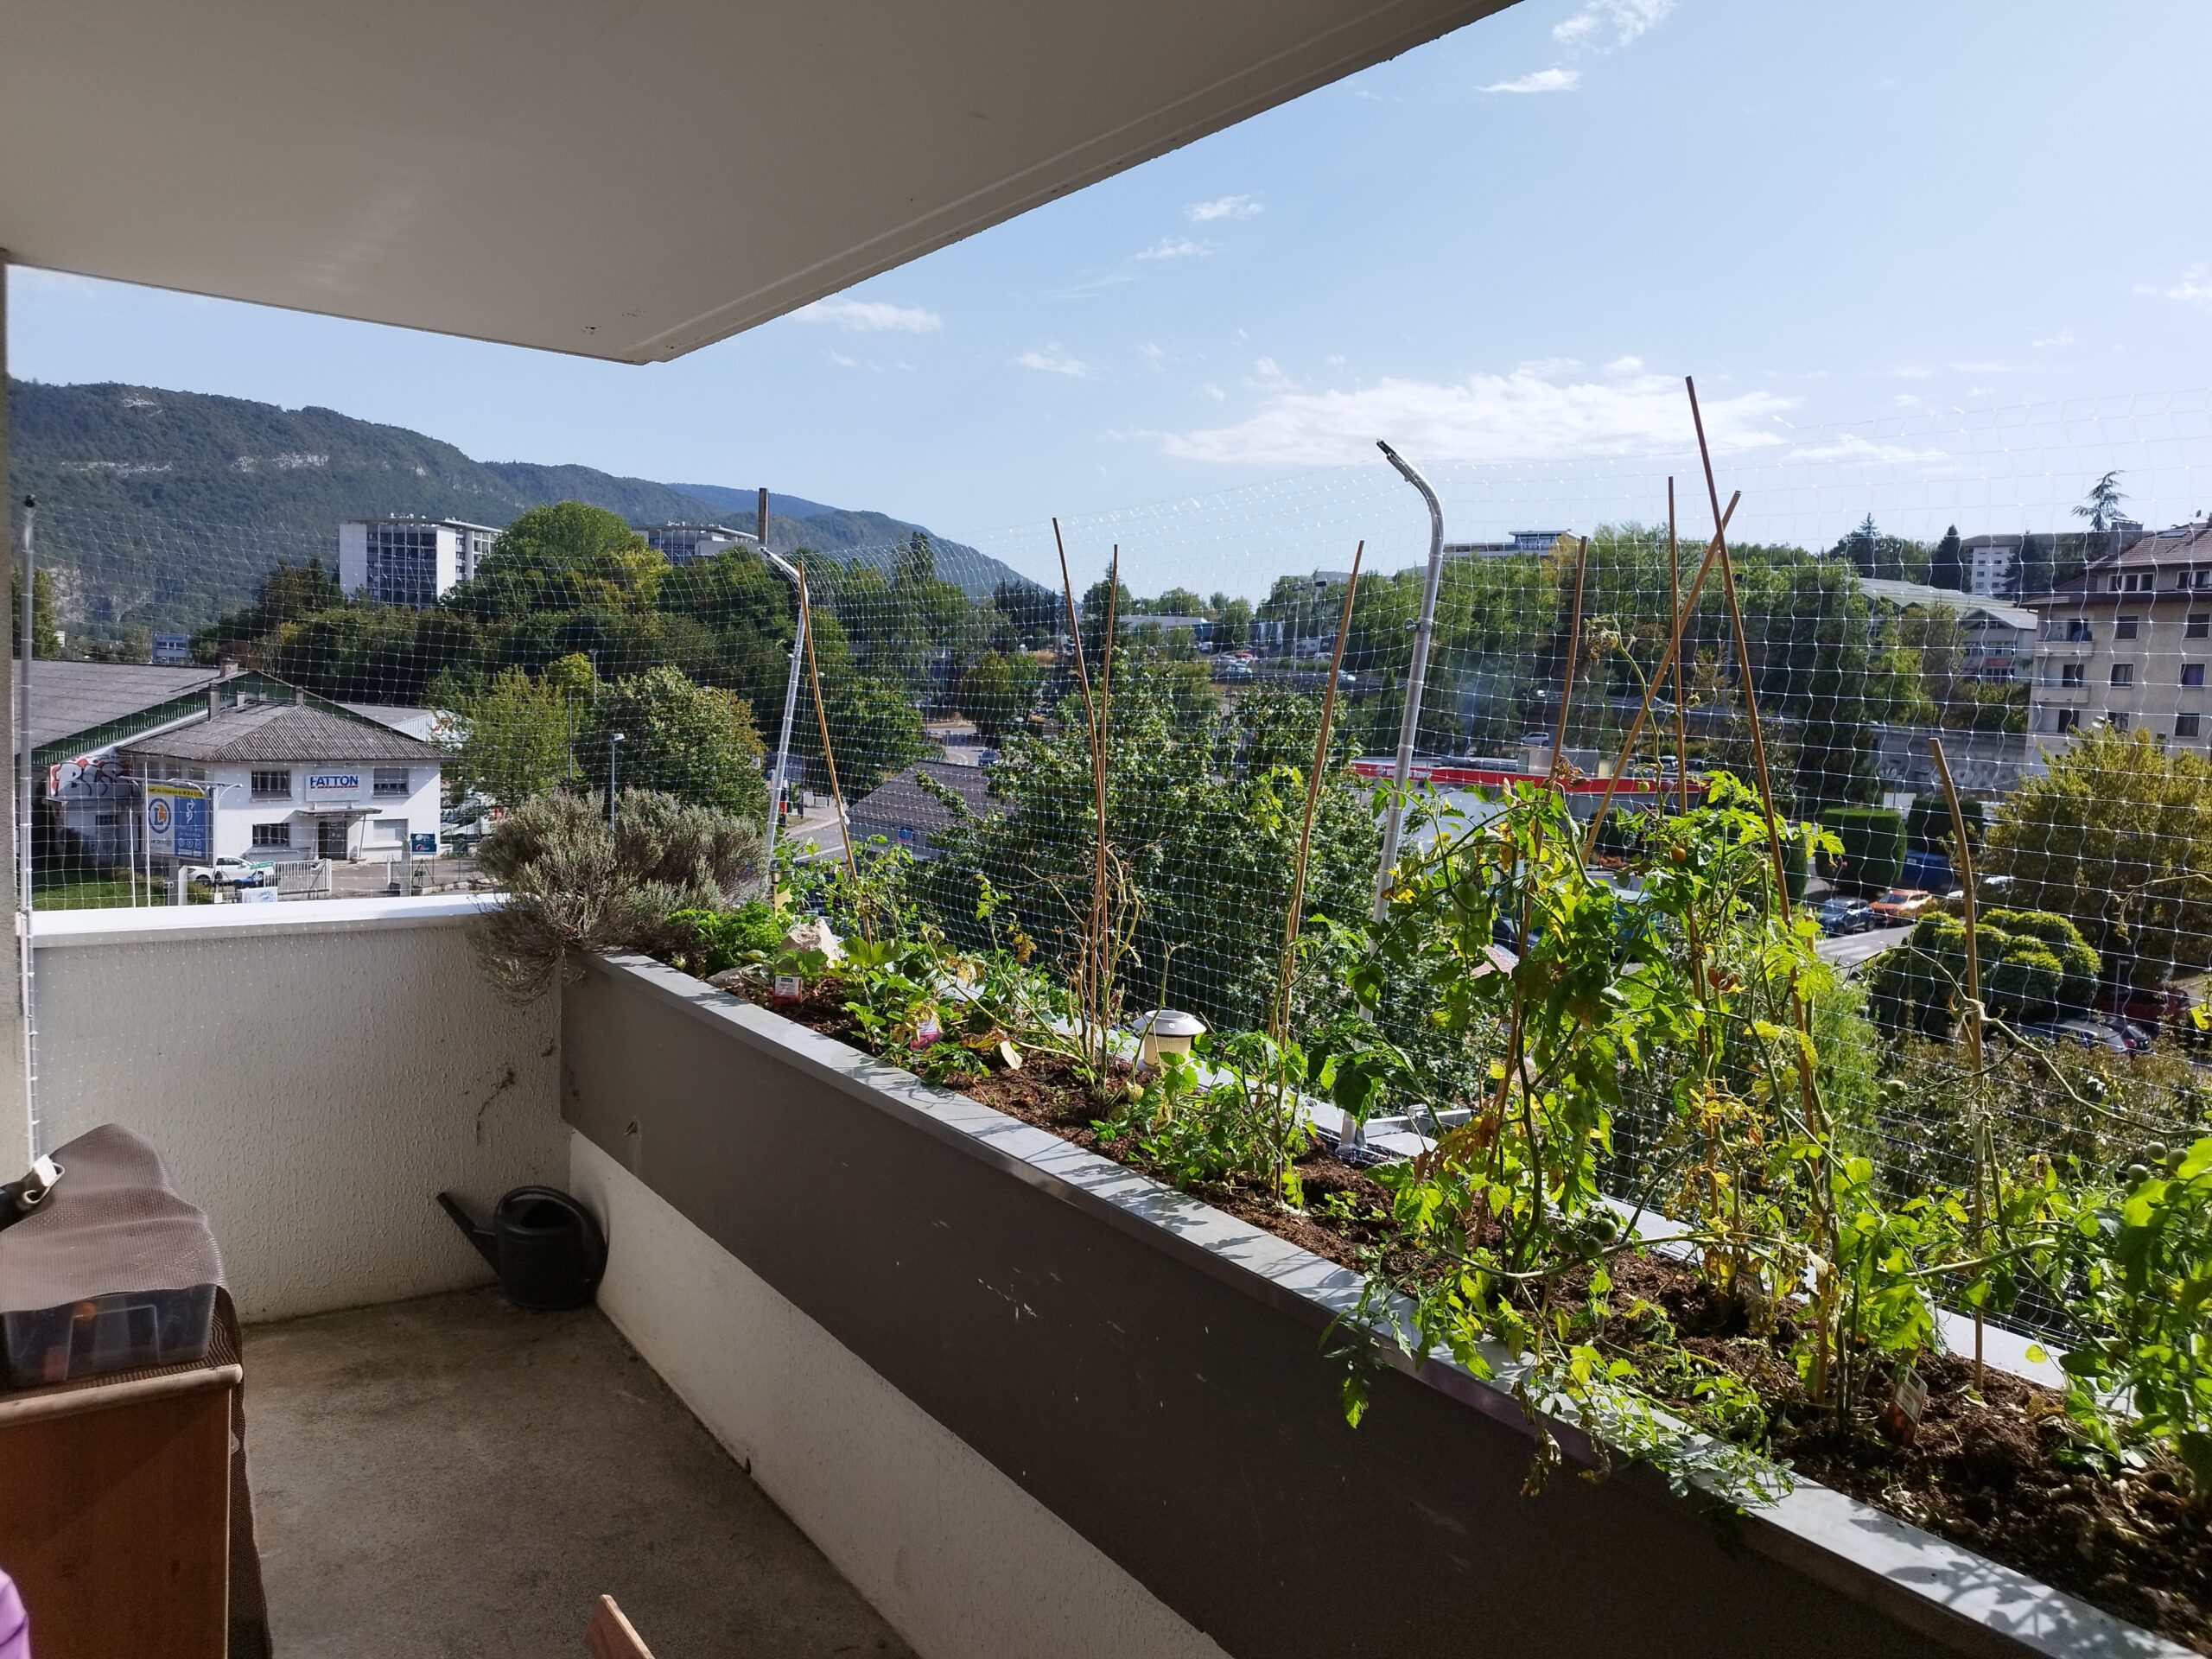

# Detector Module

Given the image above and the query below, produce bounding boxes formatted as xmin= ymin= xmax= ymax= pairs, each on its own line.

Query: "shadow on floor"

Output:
xmin=244 ymin=1287 xmax=915 ymax=1658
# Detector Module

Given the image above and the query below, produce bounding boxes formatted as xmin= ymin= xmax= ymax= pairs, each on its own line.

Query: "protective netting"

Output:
xmin=17 ymin=387 xmax=2212 ymax=1246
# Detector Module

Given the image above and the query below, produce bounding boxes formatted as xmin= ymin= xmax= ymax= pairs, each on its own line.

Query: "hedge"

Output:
xmin=1823 ymin=806 xmax=1907 ymax=893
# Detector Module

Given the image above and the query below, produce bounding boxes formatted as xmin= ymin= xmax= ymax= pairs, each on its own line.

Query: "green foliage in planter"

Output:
xmin=665 ymin=900 xmax=782 ymax=980
xmin=1821 ymin=804 xmax=1906 ymax=893
xmin=471 ymin=787 xmax=763 ymax=1000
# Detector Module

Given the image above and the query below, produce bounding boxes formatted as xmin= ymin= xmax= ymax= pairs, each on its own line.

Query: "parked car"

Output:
xmin=183 ymin=855 xmax=272 ymax=888
xmin=2020 ymin=1019 xmax=2134 ymax=1056
xmin=1816 ymin=898 xmax=1874 ymax=936
xmin=1867 ymin=887 xmax=1936 ymax=923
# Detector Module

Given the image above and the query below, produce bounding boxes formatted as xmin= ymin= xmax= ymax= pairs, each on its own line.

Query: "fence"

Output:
xmin=14 ymin=385 xmax=2212 ymax=1246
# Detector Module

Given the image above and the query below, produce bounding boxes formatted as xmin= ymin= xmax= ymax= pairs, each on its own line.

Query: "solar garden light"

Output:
xmin=1135 ymin=1009 xmax=1206 ymax=1069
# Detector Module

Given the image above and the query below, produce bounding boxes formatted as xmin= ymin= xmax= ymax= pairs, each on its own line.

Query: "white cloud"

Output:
xmin=791 ymin=296 xmax=943 ymax=334
xmin=1554 ymin=0 xmax=1676 ymax=50
xmin=1480 ymin=67 xmax=1580 ymax=94
xmin=1015 ymin=343 xmax=1094 ymax=378
xmin=1159 ymin=365 xmax=1791 ymax=468
xmin=1246 ymin=356 xmax=1296 ymax=391
xmin=2031 ymin=333 xmax=2074 ymax=349
xmin=825 ymin=350 xmax=860 ymax=369
xmin=1199 ymin=382 xmax=1227 ymax=403
xmin=1185 ymin=195 xmax=1262 ymax=224
xmin=1886 ymin=365 xmax=1934 ymax=380
xmin=1894 ymin=393 xmax=1920 ymax=409
xmin=1139 ymin=342 xmax=1167 ymax=372
xmin=1136 ymin=237 xmax=1214 ymax=262
xmin=2157 ymin=266 xmax=2212 ymax=308
xmin=1518 ymin=356 xmax=1584 ymax=376
xmin=1325 ymin=353 xmax=1347 ymax=368
xmin=1781 ymin=434 xmax=1950 ymax=466
xmin=1604 ymin=355 xmax=1645 ymax=374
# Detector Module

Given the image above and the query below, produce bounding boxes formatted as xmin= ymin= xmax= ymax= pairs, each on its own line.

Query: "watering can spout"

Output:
xmin=436 ymin=1191 xmax=500 ymax=1270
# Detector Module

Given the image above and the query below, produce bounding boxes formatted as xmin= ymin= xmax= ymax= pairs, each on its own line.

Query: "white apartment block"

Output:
xmin=2026 ymin=524 xmax=2212 ymax=757
xmin=1963 ymin=535 xmax=2019 ymax=599
xmin=338 ymin=518 xmax=499 ymax=607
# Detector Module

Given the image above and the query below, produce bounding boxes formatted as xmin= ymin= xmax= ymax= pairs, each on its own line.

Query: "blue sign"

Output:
xmin=172 ymin=793 xmax=209 ymax=861
xmin=410 ymin=832 xmax=437 ymax=855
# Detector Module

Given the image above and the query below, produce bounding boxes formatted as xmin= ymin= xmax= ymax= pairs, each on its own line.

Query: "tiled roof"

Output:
xmin=24 ymin=661 xmax=224 ymax=750
xmin=121 ymin=701 xmax=445 ymax=764
xmin=847 ymin=760 xmax=1004 ymax=846
xmin=2028 ymin=523 xmax=2212 ymax=601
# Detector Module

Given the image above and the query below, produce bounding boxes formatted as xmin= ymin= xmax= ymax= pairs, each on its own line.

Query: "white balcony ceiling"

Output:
xmin=0 ymin=0 xmax=1509 ymax=363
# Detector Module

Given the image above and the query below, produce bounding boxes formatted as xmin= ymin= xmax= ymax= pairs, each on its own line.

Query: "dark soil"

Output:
xmin=704 ymin=967 xmax=2212 ymax=1653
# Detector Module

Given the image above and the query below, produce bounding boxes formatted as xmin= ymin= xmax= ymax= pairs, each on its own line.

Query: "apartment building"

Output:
xmin=338 ymin=518 xmax=499 ymax=607
xmin=636 ymin=522 xmax=756 ymax=565
xmin=2024 ymin=522 xmax=2212 ymax=755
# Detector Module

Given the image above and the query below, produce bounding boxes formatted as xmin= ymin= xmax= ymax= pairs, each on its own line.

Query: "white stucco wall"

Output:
xmin=208 ymin=760 xmax=442 ymax=864
xmin=30 ymin=897 xmax=563 ymax=1320
xmin=569 ymin=1130 xmax=1229 ymax=1659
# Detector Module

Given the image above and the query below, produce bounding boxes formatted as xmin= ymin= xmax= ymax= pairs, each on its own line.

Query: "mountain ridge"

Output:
xmin=5 ymin=378 xmax=1029 ymax=646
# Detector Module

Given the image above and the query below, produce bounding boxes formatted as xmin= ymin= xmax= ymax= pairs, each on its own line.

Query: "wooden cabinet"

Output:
xmin=0 ymin=1363 xmax=239 ymax=1659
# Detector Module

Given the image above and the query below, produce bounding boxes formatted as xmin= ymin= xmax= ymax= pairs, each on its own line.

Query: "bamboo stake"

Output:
xmin=1669 ymin=479 xmax=1693 ymax=816
xmin=1274 ymin=541 xmax=1364 ymax=1045
xmin=1686 ymin=373 xmax=1840 ymax=1406
xmin=1929 ymin=734 xmax=1986 ymax=1386
xmin=1548 ymin=537 xmax=1591 ymax=784
xmin=797 ymin=568 xmax=865 ymax=935
xmin=1577 ymin=491 xmax=1739 ymax=863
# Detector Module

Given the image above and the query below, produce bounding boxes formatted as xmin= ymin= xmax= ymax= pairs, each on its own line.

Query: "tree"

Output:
xmin=580 ymin=665 xmax=768 ymax=819
xmin=1981 ymin=726 xmax=2212 ymax=988
xmin=193 ymin=557 xmax=341 ymax=662
xmin=454 ymin=502 xmax=668 ymax=620
xmin=918 ymin=671 xmax=1380 ymax=1034
xmin=1213 ymin=597 xmax=1255 ymax=651
xmin=2075 ymin=470 xmax=2128 ymax=534
xmin=955 ymin=651 xmax=1042 ymax=743
xmin=444 ymin=667 xmax=580 ymax=807
xmin=10 ymin=568 xmax=60 ymax=658
xmin=1832 ymin=514 xmax=1929 ymax=582
xmin=1928 ymin=525 xmax=1967 ymax=592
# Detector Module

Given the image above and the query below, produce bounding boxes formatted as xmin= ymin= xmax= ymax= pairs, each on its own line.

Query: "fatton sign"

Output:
xmin=305 ymin=772 xmax=361 ymax=798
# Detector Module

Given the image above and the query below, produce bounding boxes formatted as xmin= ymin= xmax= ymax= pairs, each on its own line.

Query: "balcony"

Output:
xmin=9 ymin=897 xmax=2181 ymax=1659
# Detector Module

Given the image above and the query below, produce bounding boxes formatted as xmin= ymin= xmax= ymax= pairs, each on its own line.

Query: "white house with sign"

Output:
xmin=121 ymin=702 xmax=443 ymax=864
xmin=30 ymin=664 xmax=443 ymax=871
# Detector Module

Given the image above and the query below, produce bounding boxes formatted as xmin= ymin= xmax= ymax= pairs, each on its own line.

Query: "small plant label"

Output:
xmin=997 ymin=1039 xmax=1023 ymax=1071
xmin=772 ymin=973 xmax=804 ymax=1005
xmin=1886 ymin=1365 xmax=1930 ymax=1444
xmin=911 ymin=1011 xmax=944 ymax=1049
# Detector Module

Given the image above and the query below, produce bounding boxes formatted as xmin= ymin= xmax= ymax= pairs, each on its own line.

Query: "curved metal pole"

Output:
xmin=1371 ymin=442 xmax=1443 ymax=922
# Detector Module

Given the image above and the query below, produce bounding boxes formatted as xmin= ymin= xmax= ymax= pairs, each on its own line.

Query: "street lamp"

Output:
xmin=607 ymin=733 xmax=626 ymax=833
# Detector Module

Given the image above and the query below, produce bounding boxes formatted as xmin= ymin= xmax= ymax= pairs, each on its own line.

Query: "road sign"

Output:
xmin=145 ymin=783 xmax=209 ymax=861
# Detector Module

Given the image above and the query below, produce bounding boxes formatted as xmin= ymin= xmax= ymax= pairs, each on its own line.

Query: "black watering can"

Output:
xmin=437 ymin=1185 xmax=606 ymax=1310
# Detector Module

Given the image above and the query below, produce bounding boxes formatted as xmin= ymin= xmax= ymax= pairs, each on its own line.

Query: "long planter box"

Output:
xmin=561 ymin=953 xmax=2184 ymax=1659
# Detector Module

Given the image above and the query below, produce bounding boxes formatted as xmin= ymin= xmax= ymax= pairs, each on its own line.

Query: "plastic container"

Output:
xmin=2 ymin=1282 xmax=218 ymax=1389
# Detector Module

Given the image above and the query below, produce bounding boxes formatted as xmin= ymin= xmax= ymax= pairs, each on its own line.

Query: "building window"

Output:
xmin=2189 ymin=613 xmax=2210 ymax=639
xmin=372 ymin=767 xmax=410 ymax=797
xmin=2061 ymin=663 xmax=2085 ymax=687
xmin=2053 ymin=709 xmax=2081 ymax=734
xmin=250 ymin=768 xmax=292 ymax=799
xmin=251 ymin=822 xmax=292 ymax=849
xmin=371 ymin=817 xmax=409 ymax=845
xmin=2066 ymin=618 xmax=2093 ymax=643
xmin=2109 ymin=663 xmax=2134 ymax=687
xmin=2108 ymin=711 xmax=2132 ymax=731
xmin=2178 ymin=713 xmax=2204 ymax=739
xmin=2185 ymin=664 xmax=2208 ymax=688
xmin=2115 ymin=615 xmax=2140 ymax=640
xmin=2108 ymin=570 xmax=2153 ymax=593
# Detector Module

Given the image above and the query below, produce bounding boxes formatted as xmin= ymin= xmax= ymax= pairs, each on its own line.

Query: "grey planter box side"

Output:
xmin=561 ymin=953 xmax=2184 ymax=1659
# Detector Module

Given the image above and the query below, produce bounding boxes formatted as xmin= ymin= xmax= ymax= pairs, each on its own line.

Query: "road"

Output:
xmin=1815 ymin=923 xmax=1911 ymax=969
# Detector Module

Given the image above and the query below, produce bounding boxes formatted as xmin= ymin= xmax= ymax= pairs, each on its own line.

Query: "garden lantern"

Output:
xmin=1135 ymin=1009 xmax=1206 ymax=1067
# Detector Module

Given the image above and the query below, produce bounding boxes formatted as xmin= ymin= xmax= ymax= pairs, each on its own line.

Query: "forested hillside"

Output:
xmin=5 ymin=378 xmax=1020 ymax=648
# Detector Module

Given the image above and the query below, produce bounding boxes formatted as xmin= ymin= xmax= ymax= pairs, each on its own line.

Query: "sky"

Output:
xmin=10 ymin=0 xmax=2212 ymax=594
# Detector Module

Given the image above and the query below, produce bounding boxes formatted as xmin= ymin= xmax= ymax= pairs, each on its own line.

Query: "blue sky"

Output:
xmin=11 ymin=0 xmax=2212 ymax=591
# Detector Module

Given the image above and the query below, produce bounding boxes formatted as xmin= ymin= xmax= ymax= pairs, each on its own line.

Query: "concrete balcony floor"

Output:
xmin=244 ymin=1288 xmax=914 ymax=1657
